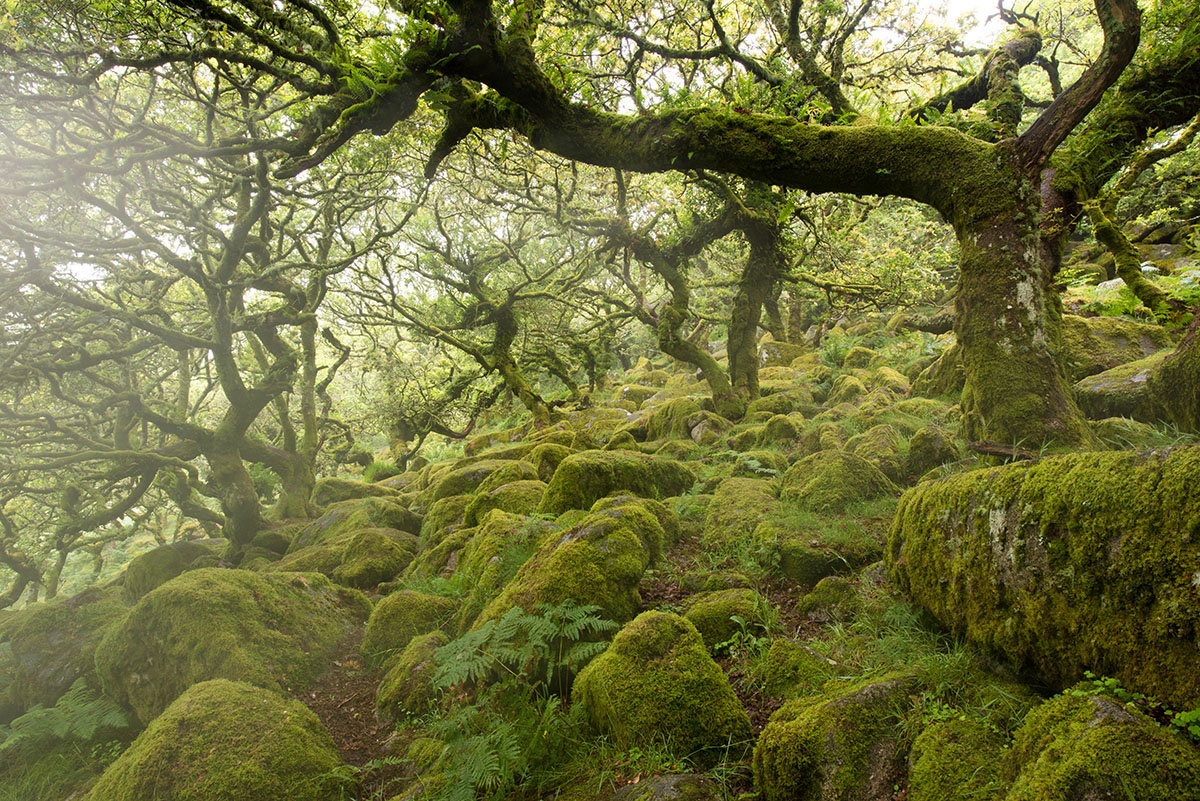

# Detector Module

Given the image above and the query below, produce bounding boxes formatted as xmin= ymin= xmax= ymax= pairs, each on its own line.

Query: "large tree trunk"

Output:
xmin=207 ymin=435 xmax=267 ymax=546
xmin=956 ymin=209 xmax=1096 ymax=448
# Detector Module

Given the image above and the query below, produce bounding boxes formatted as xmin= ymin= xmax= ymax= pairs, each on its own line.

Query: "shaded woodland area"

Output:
xmin=0 ymin=0 xmax=1199 ymax=799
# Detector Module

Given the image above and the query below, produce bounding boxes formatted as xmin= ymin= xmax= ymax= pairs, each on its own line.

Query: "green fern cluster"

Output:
xmin=422 ymin=600 xmax=618 ymax=801
xmin=0 ymin=679 xmax=129 ymax=760
xmin=433 ymin=599 xmax=617 ymax=697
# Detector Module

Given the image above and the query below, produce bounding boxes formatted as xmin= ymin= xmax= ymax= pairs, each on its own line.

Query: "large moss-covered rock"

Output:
xmin=748 ymin=389 xmax=814 ymax=417
xmin=361 ymin=590 xmax=457 ymax=667
xmin=463 ymin=480 xmax=547 ymax=527
xmin=846 ymin=424 xmax=904 ymax=484
xmin=1 ymin=585 xmax=127 ymax=718
xmin=453 ymin=510 xmax=557 ymax=631
xmin=310 ymin=475 xmax=402 ymax=506
xmin=761 ymin=639 xmax=834 ymax=698
xmin=475 ymin=505 xmax=658 ymax=627
xmin=1149 ymin=316 xmax=1200 ymax=433
xmin=682 ymin=588 xmax=770 ymax=650
xmin=83 ymin=679 xmax=347 ymax=801
xmin=782 ymin=451 xmax=899 ymax=512
xmin=591 ymin=494 xmax=680 ymax=555
xmin=1003 ymin=692 xmax=1200 ymax=801
xmin=911 ymin=343 xmax=964 ymax=398
xmin=888 ymin=446 xmax=1200 ymax=708
xmin=643 ymin=397 xmax=704 ymax=440
xmin=288 ymin=497 xmax=421 ymax=553
xmin=907 ymin=718 xmax=1006 ymax=801
xmin=753 ymin=520 xmax=881 ymax=586
xmin=1060 ymin=314 xmax=1175 ymax=381
xmin=573 ymin=612 xmax=751 ymax=764
xmin=701 ymin=477 xmax=778 ymax=552
xmin=94 ymin=569 xmax=368 ymax=724
xmin=1073 ymin=349 xmax=1170 ymax=422
xmin=753 ymin=674 xmax=916 ymax=801
xmin=430 ymin=459 xmax=538 ymax=502
xmin=376 ymin=630 xmax=448 ymax=724
xmin=419 ymin=494 xmax=473 ymax=548
xmin=122 ymin=540 xmax=223 ymax=602
xmin=537 ymin=450 xmax=696 ymax=515
xmin=270 ymin=527 xmax=417 ymax=587
xmin=904 ymin=426 xmax=960 ymax=481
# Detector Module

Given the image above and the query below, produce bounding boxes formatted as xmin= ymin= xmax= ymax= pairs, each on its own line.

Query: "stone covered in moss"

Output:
xmin=846 ymin=423 xmax=904 ymax=484
xmin=84 ymin=679 xmax=347 ymax=801
xmin=887 ymin=446 xmax=1200 ymax=708
xmin=1 ymin=585 xmax=127 ymax=717
xmin=419 ymin=494 xmax=473 ymax=548
xmin=796 ymin=422 xmax=846 ymax=456
xmin=907 ymin=718 xmax=1006 ymax=801
xmin=911 ymin=342 xmax=964 ymax=398
xmin=592 ymin=494 xmax=680 ymax=552
xmin=405 ymin=524 xmax=478 ymax=579
xmin=682 ymin=588 xmax=770 ymax=650
xmin=732 ymin=450 xmax=790 ymax=479
xmin=122 ymin=540 xmax=223 ymax=602
xmin=1003 ymin=693 xmax=1200 ymax=801
xmin=1060 ymin=313 xmax=1176 ymax=381
xmin=475 ymin=505 xmax=657 ymax=627
xmin=781 ymin=451 xmax=899 ymax=512
xmin=760 ymin=339 xmax=808 ymax=368
xmin=537 ymin=450 xmax=696 ymax=515
xmin=761 ymin=639 xmax=834 ymax=698
xmin=431 ymin=459 xmax=538 ymax=502
xmin=841 ymin=346 xmax=877 ymax=369
xmin=332 ymin=528 xmax=418 ymax=588
xmin=702 ymin=478 xmax=778 ymax=552
xmin=288 ymin=497 xmax=420 ymax=553
xmin=311 ymin=475 xmax=402 ymax=506
xmin=453 ymin=510 xmax=557 ymax=631
xmin=827 ymin=374 xmax=867 ymax=406
xmin=529 ymin=442 xmax=573 ymax=482
xmin=796 ymin=577 xmax=861 ymax=623
xmin=753 ymin=674 xmax=916 ymax=801
xmin=96 ymin=569 xmax=367 ymax=725
xmin=726 ymin=425 xmax=766 ymax=452
xmin=643 ymin=397 xmax=703 ymax=440
xmin=1073 ymin=350 xmax=1170 ymax=422
xmin=605 ymin=430 xmax=640 ymax=450
xmin=463 ymin=479 xmax=548 ymax=526
xmin=904 ymin=426 xmax=960 ymax=481
xmin=376 ymin=630 xmax=449 ymax=724
xmin=574 ymin=612 xmax=751 ymax=763
xmin=361 ymin=590 xmax=457 ymax=667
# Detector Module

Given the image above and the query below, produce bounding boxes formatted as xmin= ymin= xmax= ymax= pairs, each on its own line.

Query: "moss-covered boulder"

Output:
xmin=912 ymin=343 xmax=964 ymax=398
xmin=270 ymin=527 xmax=417 ymax=589
xmin=761 ymin=639 xmax=834 ymax=698
xmin=591 ymin=494 xmax=681 ymax=553
xmin=781 ymin=451 xmax=899 ymax=512
xmin=1060 ymin=314 xmax=1176 ymax=381
xmin=430 ymin=459 xmax=538 ymax=502
xmin=748 ymin=389 xmax=813 ymax=417
xmin=83 ymin=679 xmax=348 ymax=801
xmin=888 ymin=446 xmax=1200 ymax=708
xmin=475 ymin=506 xmax=658 ymax=627
xmin=332 ymin=528 xmax=418 ymax=588
xmin=122 ymin=540 xmax=223 ymax=602
xmin=288 ymin=497 xmax=421 ymax=553
xmin=453 ymin=511 xmax=557 ymax=631
xmin=463 ymin=479 xmax=547 ymax=526
xmin=841 ymin=346 xmax=877 ymax=369
xmin=907 ymin=718 xmax=1006 ymax=801
xmin=682 ymin=588 xmax=770 ymax=650
xmin=618 ymin=384 xmax=660 ymax=407
xmin=419 ymin=494 xmax=473 ymax=548
xmin=1 ymin=585 xmax=127 ymax=718
xmin=732 ymin=450 xmax=790 ymax=479
xmin=796 ymin=576 xmax=861 ymax=623
xmin=846 ymin=424 xmax=904 ymax=484
xmin=643 ymin=397 xmax=703 ymax=440
xmin=1149 ymin=316 xmax=1200 ymax=433
xmin=573 ymin=612 xmax=751 ymax=764
xmin=827 ymin=374 xmax=867 ymax=406
xmin=95 ymin=569 xmax=367 ymax=724
xmin=1003 ymin=692 xmax=1200 ymax=801
xmin=1073 ymin=349 xmax=1170 ymax=422
xmin=753 ymin=674 xmax=916 ymax=801
xmin=311 ymin=475 xmax=402 ymax=506
xmin=904 ymin=426 xmax=960 ymax=481
xmin=760 ymin=339 xmax=808 ymax=368
xmin=760 ymin=413 xmax=801 ymax=444
xmin=529 ymin=442 xmax=573 ymax=482
xmin=701 ymin=478 xmax=778 ymax=551
xmin=797 ymin=422 xmax=846 ymax=456
xmin=361 ymin=590 xmax=457 ymax=667
xmin=537 ymin=450 xmax=696 ymax=515
xmin=376 ymin=630 xmax=448 ymax=724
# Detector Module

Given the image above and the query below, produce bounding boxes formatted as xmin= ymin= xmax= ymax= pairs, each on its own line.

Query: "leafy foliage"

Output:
xmin=0 ymin=679 xmax=129 ymax=761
